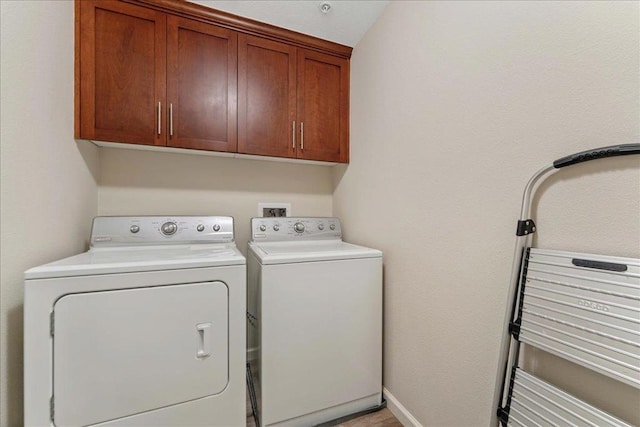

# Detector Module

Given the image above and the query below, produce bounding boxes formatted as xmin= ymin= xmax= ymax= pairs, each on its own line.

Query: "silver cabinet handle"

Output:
xmin=301 ymin=122 xmax=304 ymax=150
xmin=169 ymin=103 xmax=174 ymax=137
xmin=292 ymin=121 xmax=296 ymax=149
xmin=157 ymin=102 xmax=161 ymax=135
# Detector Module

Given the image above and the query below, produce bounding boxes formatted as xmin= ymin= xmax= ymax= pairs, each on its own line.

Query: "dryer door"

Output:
xmin=52 ymin=281 xmax=228 ymax=426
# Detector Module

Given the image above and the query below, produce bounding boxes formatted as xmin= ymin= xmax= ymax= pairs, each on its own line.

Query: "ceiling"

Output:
xmin=189 ymin=0 xmax=389 ymax=47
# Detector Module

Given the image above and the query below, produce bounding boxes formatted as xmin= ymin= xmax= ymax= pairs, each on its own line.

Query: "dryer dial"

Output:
xmin=294 ymin=222 xmax=305 ymax=233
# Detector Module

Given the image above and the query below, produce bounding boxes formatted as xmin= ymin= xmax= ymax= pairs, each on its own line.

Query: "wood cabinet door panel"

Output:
xmin=79 ymin=0 xmax=166 ymax=145
xmin=238 ymin=35 xmax=296 ymax=158
xmin=297 ymin=50 xmax=349 ymax=163
xmin=167 ymin=16 xmax=237 ymax=152
xmin=77 ymin=1 xmax=350 ymax=162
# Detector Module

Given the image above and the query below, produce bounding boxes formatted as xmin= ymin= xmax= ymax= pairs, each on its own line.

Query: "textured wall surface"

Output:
xmin=334 ymin=1 xmax=639 ymax=425
xmin=98 ymin=148 xmax=334 ymax=253
xmin=0 ymin=2 xmax=99 ymax=425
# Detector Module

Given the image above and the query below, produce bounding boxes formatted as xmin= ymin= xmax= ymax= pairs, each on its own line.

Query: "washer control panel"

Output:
xmin=91 ymin=216 xmax=235 ymax=247
xmin=251 ymin=217 xmax=342 ymax=241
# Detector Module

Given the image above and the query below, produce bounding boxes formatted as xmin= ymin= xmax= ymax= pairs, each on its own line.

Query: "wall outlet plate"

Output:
xmin=258 ymin=203 xmax=291 ymax=217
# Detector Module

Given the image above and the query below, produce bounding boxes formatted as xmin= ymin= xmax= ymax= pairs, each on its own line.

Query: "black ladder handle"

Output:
xmin=553 ymin=143 xmax=640 ymax=169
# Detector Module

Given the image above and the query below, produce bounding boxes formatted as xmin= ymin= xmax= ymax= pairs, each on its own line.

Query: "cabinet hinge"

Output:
xmin=50 ymin=396 xmax=55 ymax=421
xmin=50 ymin=312 xmax=54 ymax=337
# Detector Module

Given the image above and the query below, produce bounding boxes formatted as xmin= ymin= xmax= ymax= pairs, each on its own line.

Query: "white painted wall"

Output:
xmin=335 ymin=1 xmax=639 ymax=425
xmin=98 ymin=148 xmax=333 ymax=253
xmin=0 ymin=2 xmax=99 ymax=426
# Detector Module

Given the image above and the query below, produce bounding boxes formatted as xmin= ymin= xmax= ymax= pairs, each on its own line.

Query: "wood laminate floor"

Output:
xmin=247 ymin=407 xmax=401 ymax=427
xmin=334 ymin=408 xmax=402 ymax=427
xmin=246 ymin=393 xmax=402 ymax=427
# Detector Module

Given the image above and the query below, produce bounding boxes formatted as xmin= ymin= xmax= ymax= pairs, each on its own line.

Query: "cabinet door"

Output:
xmin=78 ymin=0 xmax=166 ymax=146
xmin=238 ymin=35 xmax=297 ymax=158
xmin=167 ymin=16 xmax=237 ymax=152
xmin=297 ymin=50 xmax=349 ymax=163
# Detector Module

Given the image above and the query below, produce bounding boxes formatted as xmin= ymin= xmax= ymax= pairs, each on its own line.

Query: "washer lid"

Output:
xmin=24 ymin=244 xmax=245 ymax=280
xmin=249 ymin=240 xmax=382 ymax=265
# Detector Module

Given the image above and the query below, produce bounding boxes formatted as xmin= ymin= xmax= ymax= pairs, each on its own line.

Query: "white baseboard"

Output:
xmin=383 ymin=387 xmax=423 ymax=427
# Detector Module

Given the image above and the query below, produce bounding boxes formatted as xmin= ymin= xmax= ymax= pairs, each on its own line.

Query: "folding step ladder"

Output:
xmin=492 ymin=144 xmax=640 ymax=426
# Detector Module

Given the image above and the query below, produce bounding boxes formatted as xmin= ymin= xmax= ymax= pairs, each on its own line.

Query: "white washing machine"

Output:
xmin=247 ymin=217 xmax=383 ymax=427
xmin=24 ymin=216 xmax=246 ymax=427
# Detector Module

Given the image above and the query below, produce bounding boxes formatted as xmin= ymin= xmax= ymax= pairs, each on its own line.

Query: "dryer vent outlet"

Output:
xmin=258 ymin=203 xmax=290 ymax=217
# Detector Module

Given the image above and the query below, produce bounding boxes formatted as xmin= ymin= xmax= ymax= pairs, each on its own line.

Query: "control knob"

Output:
xmin=329 ymin=224 xmax=336 ymax=230
xmin=213 ymin=224 xmax=221 ymax=232
xmin=294 ymin=222 xmax=305 ymax=233
xmin=259 ymin=225 xmax=267 ymax=232
xmin=197 ymin=224 xmax=205 ymax=232
xmin=130 ymin=225 xmax=140 ymax=234
xmin=318 ymin=224 xmax=324 ymax=231
xmin=161 ymin=221 xmax=178 ymax=236
xmin=273 ymin=225 xmax=280 ymax=231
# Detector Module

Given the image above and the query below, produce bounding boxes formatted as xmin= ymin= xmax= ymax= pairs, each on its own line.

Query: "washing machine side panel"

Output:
xmin=247 ymin=249 xmax=264 ymax=422
xmin=53 ymin=281 xmax=228 ymax=427
xmin=24 ymin=265 xmax=246 ymax=427
xmin=260 ymin=257 xmax=383 ymax=425
xmin=247 ymin=249 xmax=260 ymax=363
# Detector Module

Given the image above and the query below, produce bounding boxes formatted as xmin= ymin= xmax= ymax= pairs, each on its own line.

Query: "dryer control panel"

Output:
xmin=251 ymin=217 xmax=342 ymax=241
xmin=91 ymin=216 xmax=235 ymax=247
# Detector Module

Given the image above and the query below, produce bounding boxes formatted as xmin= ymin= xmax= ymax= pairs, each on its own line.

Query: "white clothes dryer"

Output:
xmin=24 ymin=216 xmax=246 ymax=427
xmin=247 ymin=217 xmax=383 ymax=427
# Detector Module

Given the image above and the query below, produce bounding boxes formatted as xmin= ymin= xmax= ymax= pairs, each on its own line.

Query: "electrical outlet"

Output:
xmin=258 ymin=203 xmax=291 ymax=217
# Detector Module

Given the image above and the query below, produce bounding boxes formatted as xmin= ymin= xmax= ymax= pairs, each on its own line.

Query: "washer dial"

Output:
xmin=161 ymin=221 xmax=178 ymax=236
xmin=294 ymin=222 xmax=305 ymax=233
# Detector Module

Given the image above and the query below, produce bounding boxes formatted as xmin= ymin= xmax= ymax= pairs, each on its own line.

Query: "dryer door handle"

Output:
xmin=196 ymin=323 xmax=212 ymax=359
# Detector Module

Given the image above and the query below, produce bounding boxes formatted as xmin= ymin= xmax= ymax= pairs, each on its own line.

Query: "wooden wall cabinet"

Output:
xmin=238 ymin=35 xmax=349 ymax=163
xmin=77 ymin=1 xmax=166 ymax=146
xmin=237 ymin=35 xmax=297 ymax=159
xmin=296 ymin=49 xmax=349 ymax=163
xmin=76 ymin=0 xmax=237 ymax=152
xmin=76 ymin=0 xmax=351 ymax=163
xmin=166 ymin=16 xmax=237 ymax=152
